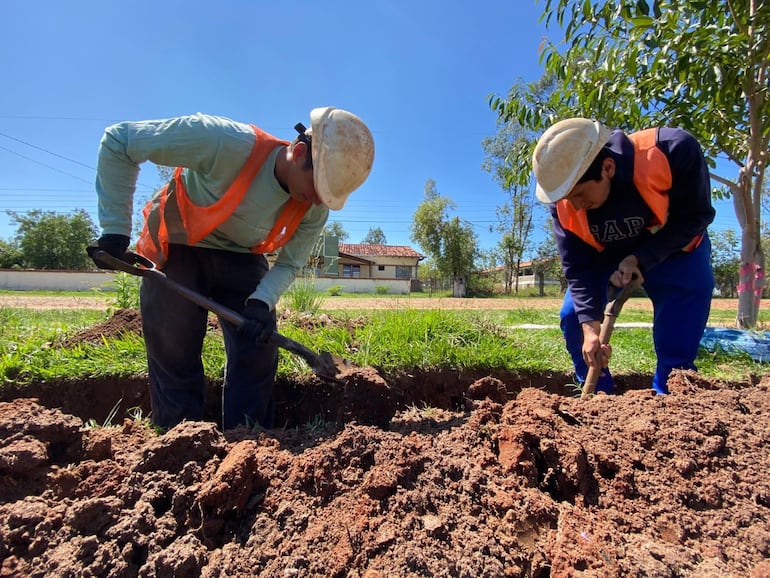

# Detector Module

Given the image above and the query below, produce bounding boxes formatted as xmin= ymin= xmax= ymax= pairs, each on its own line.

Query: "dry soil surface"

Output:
xmin=0 ymin=306 xmax=769 ymax=577
xmin=0 ymin=293 xmax=750 ymax=312
xmin=3 ymin=294 xmax=583 ymax=311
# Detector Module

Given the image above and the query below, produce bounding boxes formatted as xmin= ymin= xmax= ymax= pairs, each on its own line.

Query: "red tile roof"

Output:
xmin=339 ymin=244 xmax=424 ymax=259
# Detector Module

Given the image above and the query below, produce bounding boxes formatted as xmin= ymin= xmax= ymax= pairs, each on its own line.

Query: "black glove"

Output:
xmin=87 ymin=234 xmax=131 ymax=270
xmin=239 ymin=299 xmax=276 ymax=343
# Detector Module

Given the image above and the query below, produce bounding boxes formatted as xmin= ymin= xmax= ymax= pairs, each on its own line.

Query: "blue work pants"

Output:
xmin=559 ymin=234 xmax=714 ymax=394
xmin=140 ymin=244 xmax=278 ymax=430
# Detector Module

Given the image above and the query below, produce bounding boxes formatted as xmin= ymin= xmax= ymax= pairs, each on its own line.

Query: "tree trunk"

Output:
xmin=736 ymin=230 xmax=764 ymax=328
xmin=734 ymin=165 xmax=765 ymax=328
xmin=453 ymin=276 xmax=466 ymax=298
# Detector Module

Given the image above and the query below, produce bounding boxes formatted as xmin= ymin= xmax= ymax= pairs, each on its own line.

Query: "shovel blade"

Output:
xmin=269 ymin=332 xmax=354 ymax=384
xmin=314 ymin=351 xmax=353 ymax=381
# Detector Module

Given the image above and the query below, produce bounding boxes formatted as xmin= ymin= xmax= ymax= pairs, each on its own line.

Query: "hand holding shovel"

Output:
xmin=582 ymin=275 xmax=641 ymax=399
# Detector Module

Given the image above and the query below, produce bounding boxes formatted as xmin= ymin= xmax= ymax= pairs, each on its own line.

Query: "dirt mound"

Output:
xmin=60 ymin=309 xmax=144 ymax=347
xmin=60 ymin=308 xmax=228 ymax=347
xmin=1 ymin=370 xmax=769 ymax=577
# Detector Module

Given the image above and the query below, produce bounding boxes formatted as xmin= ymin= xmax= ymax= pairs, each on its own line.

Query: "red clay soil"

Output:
xmin=1 ymin=312 xmax=770 ymax=577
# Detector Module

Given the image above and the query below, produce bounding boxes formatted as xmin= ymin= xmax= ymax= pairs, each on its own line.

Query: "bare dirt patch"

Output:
xmin=0 ymin=292 xmax=750 ymax=312
xmin=1 ymin=307 xmax=770 ymax=576
xmin=1 ymin=371 xmax=769 ymax=577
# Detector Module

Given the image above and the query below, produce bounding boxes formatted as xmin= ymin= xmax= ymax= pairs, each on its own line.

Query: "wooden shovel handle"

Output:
xmin=93 ymin=250 xmax=342 ymax=383
xmin=581 ymin=277 xmax=641 ymax=399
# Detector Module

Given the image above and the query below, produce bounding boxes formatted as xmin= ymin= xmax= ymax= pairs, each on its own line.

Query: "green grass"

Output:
xmin=0 ymin=301 xmax=767 ymax=389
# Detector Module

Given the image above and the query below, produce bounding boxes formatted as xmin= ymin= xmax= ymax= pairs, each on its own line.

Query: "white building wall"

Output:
xmin=514 ymin=275 xmax=560 ymax=289
xmin=0 ymin=270 xmax=116 ymax=291
xmin=311 ymin=277 xmax=410 ymax=295
xmin=0 ymin=270 xmax=411 ymax=295
xmin=365 ymin=256 xmax=417 ymax=280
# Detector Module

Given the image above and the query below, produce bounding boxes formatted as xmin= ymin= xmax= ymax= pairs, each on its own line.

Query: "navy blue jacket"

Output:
xmin=550 ymin=128 xmax=715 ymax=324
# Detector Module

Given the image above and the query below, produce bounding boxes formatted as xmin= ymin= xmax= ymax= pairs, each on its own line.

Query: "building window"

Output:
xmin=343 ymin=264 xmax=361 ymax=278
xmin=378 ymin=265 xmax=385 ymax=271
xmin=395 ymin=265 xmax=412 ymax=279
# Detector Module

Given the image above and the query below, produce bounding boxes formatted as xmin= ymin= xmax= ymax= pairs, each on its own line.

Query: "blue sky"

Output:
xmin=0 ymin=0 xmax=741 ymax=255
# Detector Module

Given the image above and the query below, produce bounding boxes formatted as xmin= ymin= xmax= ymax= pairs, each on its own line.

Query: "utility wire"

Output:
xmin=0 ymin=131 xmax=96 ymax=171
xmin=0 ymin=115 xmax=120 ymax=121
xmin=0 ymin=145 xmax=94 ymax=186
xmin=0 ymin=132 xmax=156 ymax=191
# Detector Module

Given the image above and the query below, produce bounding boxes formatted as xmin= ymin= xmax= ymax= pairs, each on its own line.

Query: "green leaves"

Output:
xmin=494 ymin=0 xmax=770 ymax=206
xmin=9 ymin=209 xmax=98 ymax=270
xmin=629 ymin=16 xmax=654 ymax=28
xmin=503 ymin=0 xmax=770 ymax=326
xmin=411 ymin=181 xmax=477 ymax=282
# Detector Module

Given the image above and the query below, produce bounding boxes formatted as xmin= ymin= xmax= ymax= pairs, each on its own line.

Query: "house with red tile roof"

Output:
xmin=478 ymin=260 xmax=563 ymax=294
xmin=314 ymin=243 xmax=425 ymax=294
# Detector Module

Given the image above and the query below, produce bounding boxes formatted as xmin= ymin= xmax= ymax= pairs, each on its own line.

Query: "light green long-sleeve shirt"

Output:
xmin=95 ymin=113 xmax=329 ymax=308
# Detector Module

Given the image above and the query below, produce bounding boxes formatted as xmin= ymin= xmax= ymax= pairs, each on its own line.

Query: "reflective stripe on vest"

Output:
xmin=555 ymin=128 xmax=701 ymax=252
xmin=136 ymin=125 xmax=310 ymax=266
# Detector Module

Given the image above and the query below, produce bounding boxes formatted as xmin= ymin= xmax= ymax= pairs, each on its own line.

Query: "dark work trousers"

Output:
xmin=559 ymin=233 xmax=714 ymax=395
xmin=140 ymin=244 xmax=278 ymax=430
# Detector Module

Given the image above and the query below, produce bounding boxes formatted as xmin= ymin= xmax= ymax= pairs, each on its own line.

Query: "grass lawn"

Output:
xmin=1 ymin=296 xmax=766 ymax=389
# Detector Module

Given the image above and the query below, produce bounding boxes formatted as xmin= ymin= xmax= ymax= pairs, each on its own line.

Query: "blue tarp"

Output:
xmin=700 ymin=327 xmax=770 ymax=363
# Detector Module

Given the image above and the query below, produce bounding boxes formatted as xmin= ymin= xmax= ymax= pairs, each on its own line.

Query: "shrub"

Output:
xmin=284 ymin=277 xmax=325 ymax=314
xmin=111 ymin=273 xmax=140 ymax=309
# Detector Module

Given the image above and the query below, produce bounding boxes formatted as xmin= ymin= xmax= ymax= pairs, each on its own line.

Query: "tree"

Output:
xmin=322 ymin=221 xmax=349 ymax=242
xmin=532 ymin=225 xmax=566 ymax=296
xmin=361 ymin=227 xmax=387 ymax=245
xmin=157 ymin=165 xmax=174 ymax=183
xmin=482 ymin=115 xmax=540 ymax=294
xmin=0 ymin=239 xmax=23 ymax=269
xmin=411 ymin=180 xmax=478 ymax=297
xmin=9 ymin=209 xmax=98 ymax=270
xmin=711 ymin=229 xmax=741 ymax=298
xmin=491 ymin=1 xmax=770 ymax=327
xmin=417 ymin=258 xmax=444 ymax=296
xmin=494 ymin=233 xmax=519 ymax=294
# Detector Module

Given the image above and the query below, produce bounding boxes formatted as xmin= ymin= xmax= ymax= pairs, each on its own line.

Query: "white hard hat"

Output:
xmin=532 ymin=118 xmax=611 ymax=203
xmin=305 ymin=107 xmax=374 ymax=211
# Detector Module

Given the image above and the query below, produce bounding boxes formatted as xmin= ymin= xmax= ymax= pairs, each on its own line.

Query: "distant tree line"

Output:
xmin=0 ymin=207 xmax=757 ymax=301
xmin=0 ymin=210 xmax=97 ymax=270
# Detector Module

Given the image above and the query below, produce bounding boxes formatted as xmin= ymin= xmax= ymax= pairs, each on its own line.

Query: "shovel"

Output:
xmin=91 ymin=250 xmax=349 ymax=384
xmin=581 ymin=275 xmax=641 ymax=399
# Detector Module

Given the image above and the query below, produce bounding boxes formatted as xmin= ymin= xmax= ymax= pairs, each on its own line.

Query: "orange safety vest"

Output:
xmin=555 ymin=128 xmax=702 ymax=253
xmin=136 ymin=124 xmax=310 ymax=267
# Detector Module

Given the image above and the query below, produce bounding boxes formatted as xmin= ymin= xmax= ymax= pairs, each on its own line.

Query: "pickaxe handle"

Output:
xmin=581 ymin=277 xmax=641 ymax=399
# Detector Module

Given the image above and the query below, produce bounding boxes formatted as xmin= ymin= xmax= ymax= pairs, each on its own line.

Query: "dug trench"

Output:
xmin=0 ymin=308 xmax=658 ymax=430
xmin=1 ymin=309 xmax=769 ymax=577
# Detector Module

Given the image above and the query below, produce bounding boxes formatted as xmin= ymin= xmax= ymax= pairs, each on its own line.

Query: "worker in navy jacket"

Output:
xmin=532 ymin=118 xmax=715 ymax=394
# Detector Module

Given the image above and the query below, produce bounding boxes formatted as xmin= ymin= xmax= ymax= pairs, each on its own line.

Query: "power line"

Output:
xmin=0 ymin=131 xmax=96 ymax=171
xmin=0 ymin=131 xmax=156 ymax=191
xmin=0 ymin=145 xmax=94 ymax=186
xmin=0 ymin=115 xmax=121 ymax=121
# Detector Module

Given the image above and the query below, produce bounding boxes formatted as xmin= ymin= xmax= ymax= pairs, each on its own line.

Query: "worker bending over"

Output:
xmin=533 ymin=118 xmax=714 ymax=394
xmin=90 ymin=108 xmax=374 ymax=429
